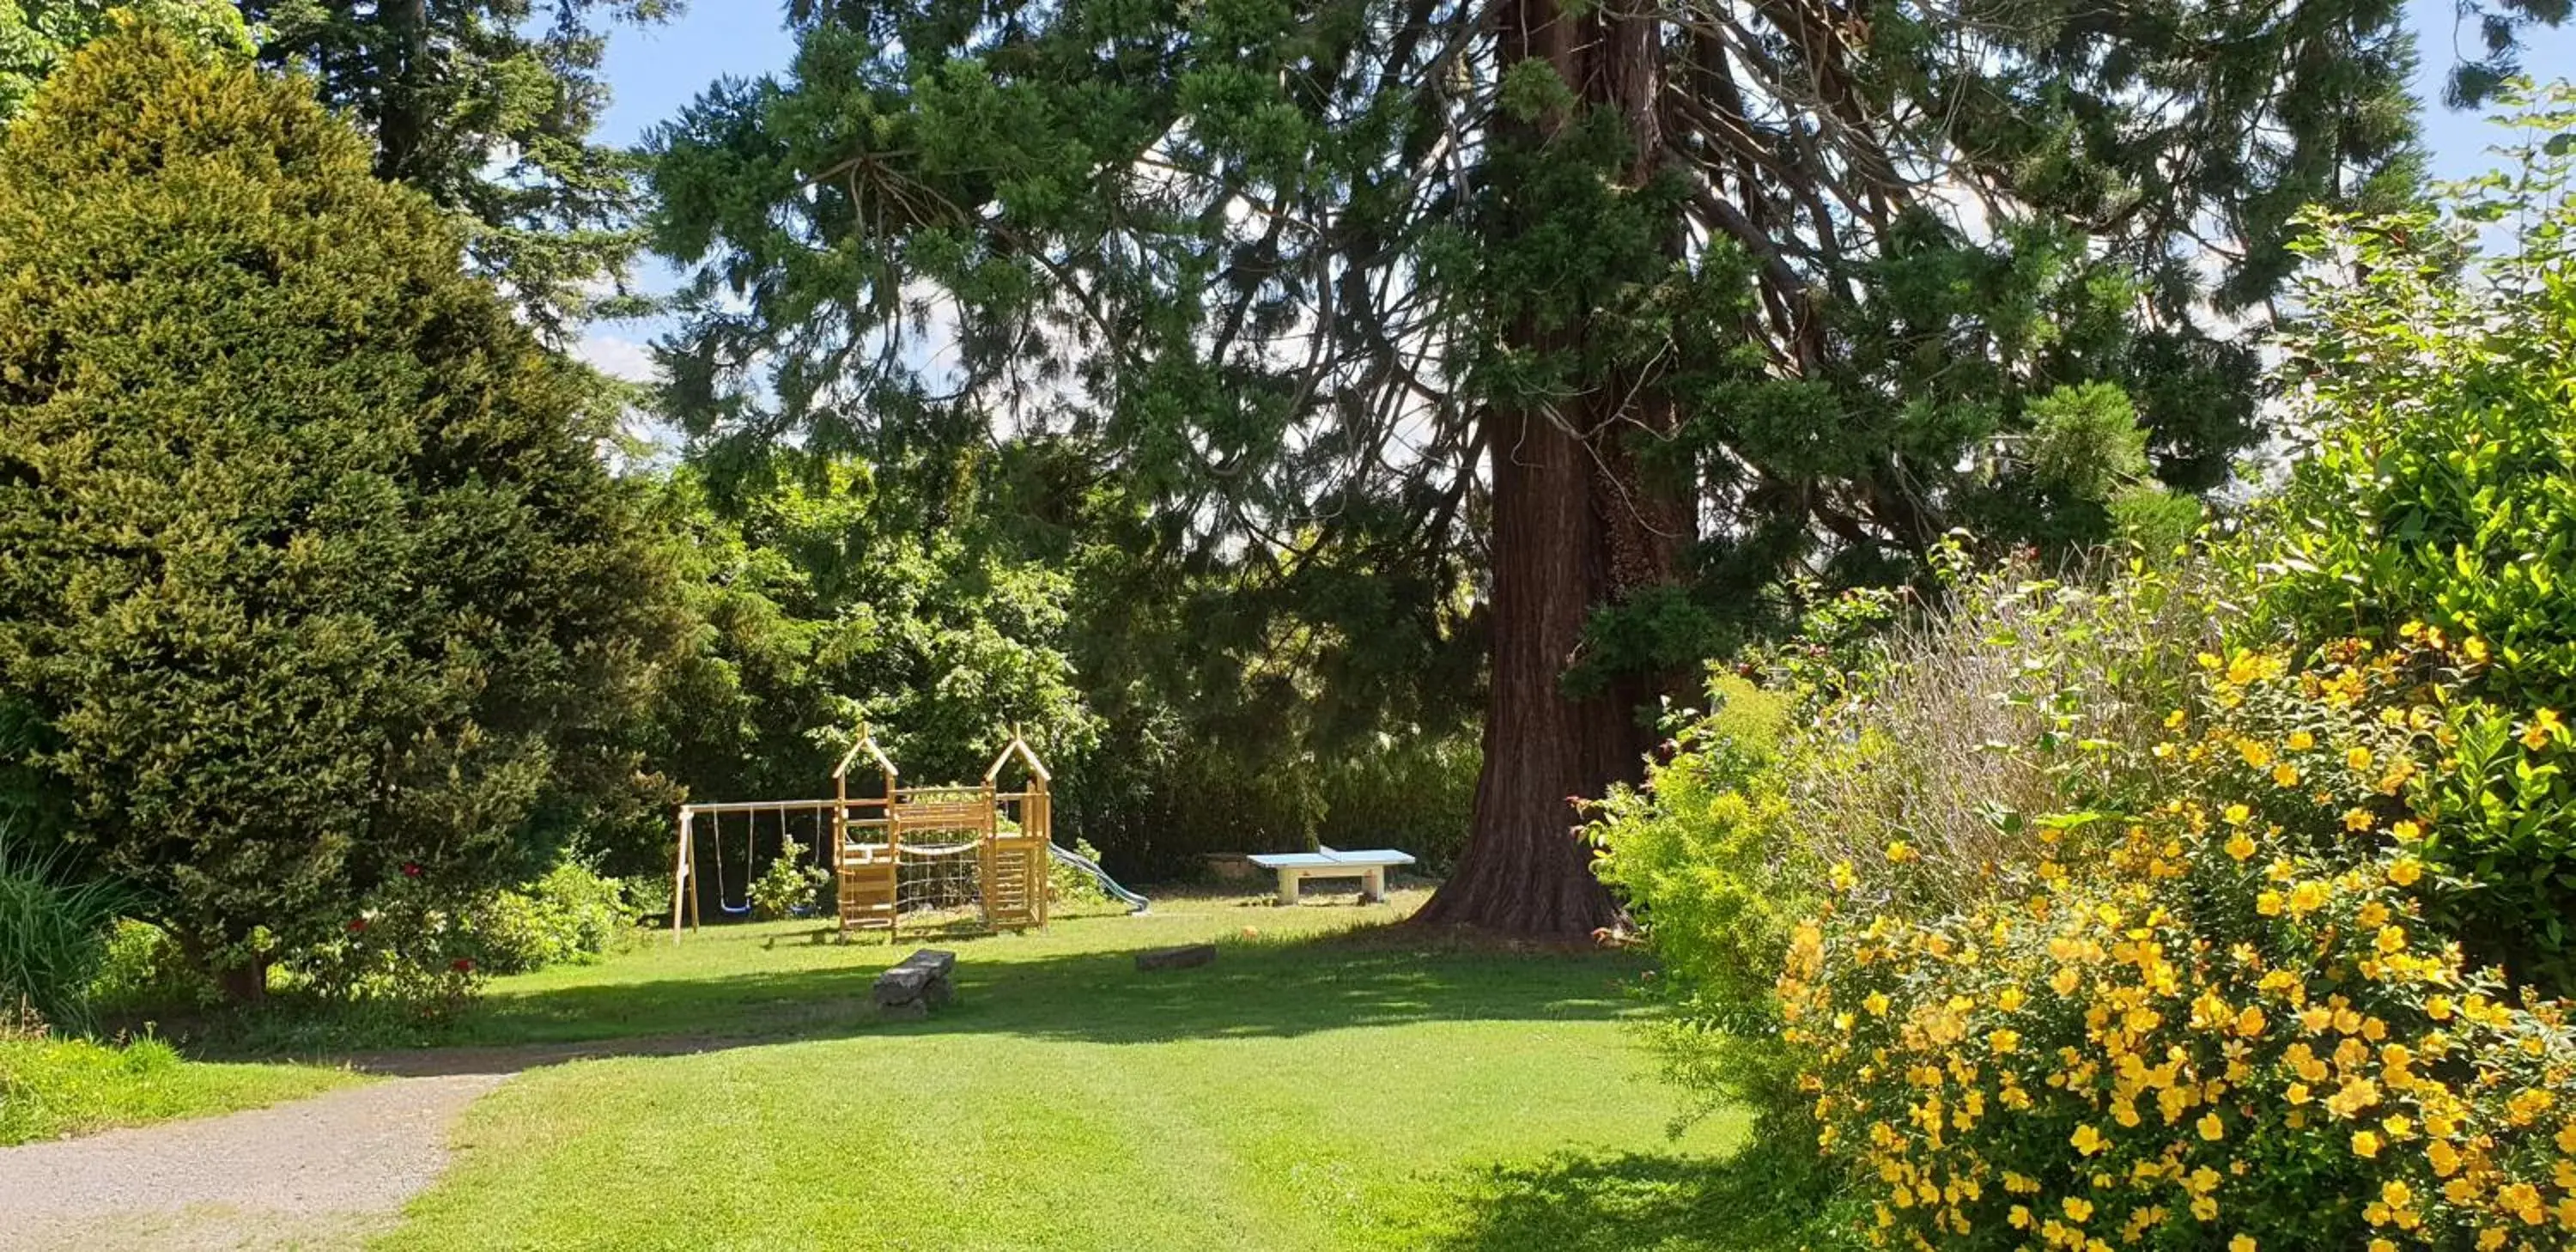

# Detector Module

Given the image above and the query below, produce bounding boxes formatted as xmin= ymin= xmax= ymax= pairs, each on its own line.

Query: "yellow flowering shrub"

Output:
xmin=1781 ymin=642 xmax=2576 ymax=1250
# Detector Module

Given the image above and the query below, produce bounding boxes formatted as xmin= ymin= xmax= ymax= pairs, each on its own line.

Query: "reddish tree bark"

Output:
xmin=1412 ymin=0 xmax=1687 ymax=938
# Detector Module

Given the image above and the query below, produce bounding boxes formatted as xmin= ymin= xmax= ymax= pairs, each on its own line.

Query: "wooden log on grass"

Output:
xmin=1135 ymin=944 xmax=1217 ymax=972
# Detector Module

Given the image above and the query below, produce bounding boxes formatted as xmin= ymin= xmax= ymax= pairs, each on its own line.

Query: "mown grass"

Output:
xmin=0 ymin=1032 xmax=362 ymax=1146
xmin=374 ymin=888 xmax=1810 ymax=1250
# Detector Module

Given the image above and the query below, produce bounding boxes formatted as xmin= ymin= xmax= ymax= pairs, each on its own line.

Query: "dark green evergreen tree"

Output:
xmin=643 ymin=0 xmax=2433 ymax=934
xmin=243 ymin=0 xmax=677 ymax=339
xmin=0 ymin=27 xmax=682 ymax=993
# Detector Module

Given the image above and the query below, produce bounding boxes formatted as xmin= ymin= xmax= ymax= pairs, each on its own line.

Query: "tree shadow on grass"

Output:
xmin=1424 ymin=1146 xmax=1831 ymax=1252
xmin=295 ymin=925 xmax=1649 ymax=1072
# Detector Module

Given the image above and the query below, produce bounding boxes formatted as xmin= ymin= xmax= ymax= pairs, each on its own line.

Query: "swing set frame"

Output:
xmin=669 ymin=726 xmax=1055 ymax=942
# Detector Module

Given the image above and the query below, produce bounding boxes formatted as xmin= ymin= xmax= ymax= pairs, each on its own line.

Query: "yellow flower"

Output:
xmin=2391 ymin=819 xmax=2422 ymax=842
xmin=2224 ymin=803 xmax=2253 ymax=826
xmin=2348 ymin=746 xmax=2374 ymax=773
xmin=1829 ymin=861 xmax=1857 ymax=890
xmin=2429 ymin=1140 xmax=2461 ymax=1176
xmin=1863 ymin=992 xmax=1890 ymax=1015
xmin=2197 ymin=1111 xmax=2226 ymax=1141
xmin=2230 ymin=1237 xmax=2257 ymax=1252
xmin=2225 ymin=831 xmax=2257 ymax=861
xmin=2050 ymin=967 xmax=2081 ymax=996
xmin=1886 ymin=841 xmax=1917 ymax=864
xmin=2070 ymin=1123 xmax=2105 ymax=1156
xmin=2465 ymin=636 xmax=2491 ymax=663
xmin=2272 ymin=763 xmax=2300 ymax=787
xmin=2387 ymin=858 xmax=2422 ymax=887
xmin=2063 ymin=1196 xmax=2093 ymax=1223
xmin=2525 ymin=708 xmax=2564 ymax=751
xmin=2288 ymin=731 xmax=2316 ymax=751
xmin=1989 ymin=1029 xmax=2020 ymax=1054
xmin=2343 ymin=808 xmax=2375 ymax=832
xmin=2238 ymin=738 xmax=2273 ymax=768
xmin=2256 ymin=890 xmax=2283 ymax=916
xmin=2351 ymin=1129 xmax=2381 ymax=1158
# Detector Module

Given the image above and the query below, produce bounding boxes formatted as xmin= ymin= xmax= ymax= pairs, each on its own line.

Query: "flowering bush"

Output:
xmin=1783 ymin=641 xmax=2576 ymax=1249
xmin=284 ymin=867 xmax=481 ymax=1018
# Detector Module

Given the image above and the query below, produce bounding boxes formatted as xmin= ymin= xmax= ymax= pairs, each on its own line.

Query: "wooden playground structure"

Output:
xmin=669 ymin=728 xmax=1058 ymax=940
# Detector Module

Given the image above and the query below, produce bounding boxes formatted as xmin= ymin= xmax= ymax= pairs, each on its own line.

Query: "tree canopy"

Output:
xmin=243 ymin=0 xmax=677 ymax=339
xmin=642 ymin=0 xmax=2427 ymax=933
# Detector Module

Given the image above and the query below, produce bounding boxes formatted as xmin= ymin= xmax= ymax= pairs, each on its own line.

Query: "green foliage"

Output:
xmin=2248 ymin=100 xmax=2576 ymax=988
xmin=640 ymin=0 xmax=2428 ymax=797
xmin=83 ymin=917 xmax=216 ymax=1020
xmin=617 ymin=872 xmax=673 ymax=929
xmin=1311 ymin=731 xmax=1480 ymax=873
xmin=0 ymin=1030 xmax=357 ymax=1145
xmin=0 ymin=831 xmax=120 ymax=1031
xmin=246 ymin=0 xmax=677 ymax=338
xmin=747 ymin=836 xmax=827 ymax=921
xmin=0 ymin=29 xmax=683 ymax=990
xmin=1590 ymin=676 xmax=1814 ymax=1144
xmin=1046 ymin=836 xmax=1109 ymax=907
xmin=0 ymin=0 xmax=250 ymax=119
xmin=622 ymin=457 xmax=1097 ymax=890
xmin=468 ymin=860 xmax=632 ymax=975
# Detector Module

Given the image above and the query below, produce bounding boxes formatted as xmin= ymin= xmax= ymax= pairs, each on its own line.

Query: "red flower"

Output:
xmin=402 ymin=862 xmax=422 ymax=878
xmin=450 ymin=957 xmax=474 ymax=973
xmin=346 ymin=918 xmax=368 ymax=933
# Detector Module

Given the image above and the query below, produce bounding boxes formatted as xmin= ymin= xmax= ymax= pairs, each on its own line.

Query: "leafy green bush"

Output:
xmin=1313 ymin=732 xmax=1480 ymax=873
xmin=749 ymin=838 xmax=828 ymax=921
xmin=2243 ymin=135 xmax=2576 ymax=988
xmin=619 ymin=872 xmax=674 ymax=929
xmin=1590 ymin=674 xmax=1807 ymax=1131
xmin=84 ymin=919 xmax=216 ymax=1021
xmin=467 ymin=861 xmax=632 ymax=975
xmin=1047 ymin=836 xmax=1112 ymax=907
xmin=0 ymin=835 xmax=120 ymax=1032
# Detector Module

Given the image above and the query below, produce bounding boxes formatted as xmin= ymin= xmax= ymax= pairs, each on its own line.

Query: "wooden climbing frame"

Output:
xmin=670 ymin=727 xmax=1055 ymax=942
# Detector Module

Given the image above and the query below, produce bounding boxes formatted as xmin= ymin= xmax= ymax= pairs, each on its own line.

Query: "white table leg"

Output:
xmin=1276 ymin=867 xmax=1300 ymax=905
xmin=1362 ymin=866 xmax=1385 ymax=903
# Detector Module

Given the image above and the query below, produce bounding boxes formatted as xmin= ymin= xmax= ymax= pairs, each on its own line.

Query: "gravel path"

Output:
xmin=0 ymin=1073 xmax=506 ymax=1251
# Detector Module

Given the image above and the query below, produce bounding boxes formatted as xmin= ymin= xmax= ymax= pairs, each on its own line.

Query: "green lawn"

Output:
xmin=375 ymin=889 xmax=1801 ymax=1251
xmin=0 ymin=1033 xmax=362 ymax=1146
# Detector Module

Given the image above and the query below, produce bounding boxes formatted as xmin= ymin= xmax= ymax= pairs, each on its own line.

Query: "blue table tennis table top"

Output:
xmin=1245 ymin=848 xmax=1416 ymax=869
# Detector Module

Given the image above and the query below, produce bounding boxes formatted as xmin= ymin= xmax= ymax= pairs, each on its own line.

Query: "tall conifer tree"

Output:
xmin=0 ymin=27 xmax=679 ymax=988
xmin=647 ymin=0 xmax=2427 ymax=933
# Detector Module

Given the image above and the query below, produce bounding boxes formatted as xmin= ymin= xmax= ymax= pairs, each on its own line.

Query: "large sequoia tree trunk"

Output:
xmin=1413 ymin=0 xmax=1686 ymax=937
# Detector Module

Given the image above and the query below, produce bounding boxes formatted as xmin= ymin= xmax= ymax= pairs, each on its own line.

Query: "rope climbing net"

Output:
xmin=894 ymin=838 xmax=983 ymax=921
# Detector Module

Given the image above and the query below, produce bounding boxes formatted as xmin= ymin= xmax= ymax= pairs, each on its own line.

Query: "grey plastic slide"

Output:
xmin=1048 ymin=842 xmax=1150 ymax=913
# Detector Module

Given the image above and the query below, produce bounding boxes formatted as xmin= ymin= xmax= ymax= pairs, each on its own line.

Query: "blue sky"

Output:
xmin=571 ymin=0 xmax=2576 ymax=380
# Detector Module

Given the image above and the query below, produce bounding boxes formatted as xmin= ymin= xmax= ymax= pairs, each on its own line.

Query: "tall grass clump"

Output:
xmin=0 ymin=833 xmax=123 ymax=1032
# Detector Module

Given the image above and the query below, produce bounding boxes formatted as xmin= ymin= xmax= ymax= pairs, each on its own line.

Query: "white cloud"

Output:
xmin=574 ymin=332 xmax=661 ymax=384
